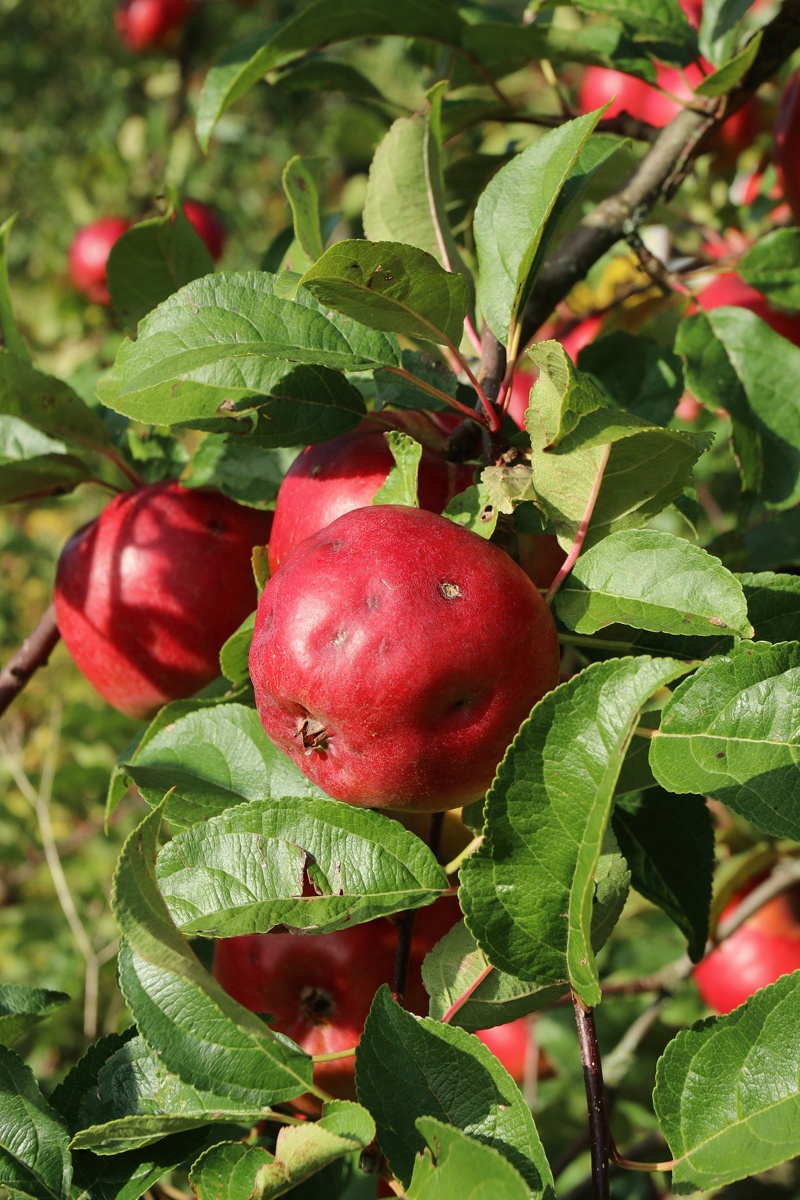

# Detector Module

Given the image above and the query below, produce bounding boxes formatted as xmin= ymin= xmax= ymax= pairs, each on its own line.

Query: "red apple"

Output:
xmin=267 ymin=412 xmax=475 ymax=575
xmin=693 ymin=876 xmax=800 ymax=1014
xmin=212 ymin=896 xmax=461 ymax=1103
xmin=774 ymin=70 xmax=800 ymax=224
xmin=475 ymin=1018 xmax=531 ymax=1084
xmin=68 ymin=218 xmax=131 ymax=306
xmin=249 ymin=505 xmax=560 ymax=811
xmin=696 ymin=272 xmax=800 ymax=346
xmin=114 ymin=0 xmax=194 ymax=53
xmin=53 ymin=481 xmax=273 ymax=719
xmin=182 ymin=200 xmax=226 ymax=262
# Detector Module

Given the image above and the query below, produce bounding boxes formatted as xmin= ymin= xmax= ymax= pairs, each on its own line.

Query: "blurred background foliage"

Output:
xmin=0 ymin=2 xmax=794 ymax=1162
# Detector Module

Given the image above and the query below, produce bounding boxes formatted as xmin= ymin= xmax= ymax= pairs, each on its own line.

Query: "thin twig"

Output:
xmin=572 ymin=994 xmax=611 ymax=1200
xmin=0 ymin=604 xmax=60 ymax=719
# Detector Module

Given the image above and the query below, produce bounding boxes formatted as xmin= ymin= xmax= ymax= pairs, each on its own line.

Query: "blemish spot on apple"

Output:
xmin=439 ymin=582 xmax=462 ymax=599
xmin=332 ymin=630 xmax=348 ymax=646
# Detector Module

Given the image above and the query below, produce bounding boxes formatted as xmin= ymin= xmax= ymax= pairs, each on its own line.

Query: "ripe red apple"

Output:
xmin=114 ymin=0 xmax=194 ymax=53
xmin=696 ymin=272 xmax=800 ymax=346
xmin=578 ymin=63 xmax=759 ymax=157
xmin=693 ymin=876 xmax=800 ymax=1014
xmin=68 ymin=218 xmax=131 ymax=306
xmin=249 ymin=505 xmax=560 ymax=811
xmin=212 ymin=896 xmax=461 ymax=1103
xmin=182 ymin=200 xmax=226 ymax=262
xmin=475 ymin=1018 xmax=531 ymax=1084
xmin=53 ymin=481 xmax=273 ymax=719
xmin=774 ymin=70 xmax=800 ymax=224
xmin=267 ymin=413 xmax=475 ymax=575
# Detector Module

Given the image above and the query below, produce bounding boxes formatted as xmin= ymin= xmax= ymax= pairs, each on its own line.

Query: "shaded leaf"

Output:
xmin=0 ymin=215 xmax=30 ymax=360
xmin=407 ymin=1118 xmax=531 ymax=1200
xmin=282 ymin=156 xmax=326 ymax=264
xmin=0 ymin=1044 xmax=76 ymax=1200
xmin=739 ymin=572 xmax=800 ymax=644
xmin=0 ymin=985 xmax=69 ymax=1047
xmin=739 ymin=229 xmax=800 ymax=312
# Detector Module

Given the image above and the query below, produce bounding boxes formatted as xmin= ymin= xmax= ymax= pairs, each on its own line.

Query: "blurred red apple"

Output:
xmin=774 ymin=69 xmax=800 ymax=223
xmin=697 ymin=272 xmax=800 ymax=346
xmin=182 ymin=200 xmax=226 ymax=261
xmin=68 ymin=217 xmax=131 ymax=306
xmin=115 ymin=0 xmax=194 ymax=53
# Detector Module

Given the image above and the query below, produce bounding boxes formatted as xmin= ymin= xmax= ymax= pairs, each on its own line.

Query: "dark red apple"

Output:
xmin=114 ymin=0 xmax=194 ymax=53
xmin=267 ymin=412 xmax=475 ymax=575
xmin=68 ymin=218 xmax=131 ymax=306
xmin=693 ymin=876 xmax=800 ymax=1014
xmin=249 ymin=505 xmax=560 ymax=811
xmin=53 ymin=481 xmax=273 ymax=719
xmin=774 ymin=69 xmax=800 ymax=224
xmin=182 ymin=200 xmax=226 ymax=262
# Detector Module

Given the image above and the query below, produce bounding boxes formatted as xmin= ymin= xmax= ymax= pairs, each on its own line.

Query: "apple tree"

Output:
xmin=2 ymin=1 xmax=800 ymax=1198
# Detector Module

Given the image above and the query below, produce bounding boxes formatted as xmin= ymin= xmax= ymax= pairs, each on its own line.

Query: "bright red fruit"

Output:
xmin=53 ymin=481 xmax=272 ymax=719
xmin=250 ymin=505 xmax=560 ymax=811
xmin=774 ymin=70 xmax=800 ymax=224
xmin=476 ymin=1018 xmax=531 ymax=1084
xmin=114 ymin=0 xmax=193 ymax=53
xmin=693 ymin=878 xmax=800 ymax=1014
xmin=182 ymin=200 xmax=226 ymax=262
xmin=68 ymin=218 xmax=131 ymax=306
xmin=578 ymin=63 xmax=758 ymax=157
xmin=696 ymin=272 xmax=800 ymax=346
xmin=267 ymin=413 xmax=475 ymax=575
xmin=212 ymin=897 xmax=460 ymax=1102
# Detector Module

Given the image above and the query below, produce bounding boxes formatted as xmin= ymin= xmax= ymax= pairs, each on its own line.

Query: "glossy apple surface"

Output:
xmin=774 ymin=69 xmax=800 ymax=223
xmin=115 ymin=0 xmax=193 ymax=52
xmin=693 ymin=878 xmax=800 ymax=1014
xmin=697 ymin=272 xmax=800 ymax=346
xmin=54 ymin=481 xmax=272 ymax=719
xmin=182 ymin=200 xmax=226 ymax=261
xmin=267 ymin=412 xmax=475 ymax=575
xmin=68 ymin=218 xmax=130 ymax=305
xmin=212 ymin=896 xmax=460 ymax=1101
xmin=475 ymin=1018 xmax=531 ymax=1084
xmin=250 ymin=505 xmax=560 ymax=811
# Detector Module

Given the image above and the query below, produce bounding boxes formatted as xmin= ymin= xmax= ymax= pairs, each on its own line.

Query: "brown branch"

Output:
xmin=519 ymin=0 xmax=800 ymax=349
xmin=0 ymin=605 xmax=60 ymax=720
xmin=573 ymin=994 xmax=611 ymax=1200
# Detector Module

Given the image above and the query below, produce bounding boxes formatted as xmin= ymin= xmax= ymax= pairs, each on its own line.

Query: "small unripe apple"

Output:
xmin=114 ymin=0 xmax=194 ymax=53
xmin=250 ymin=505 xmax=560 ymax=811
xmin=267 ymin=413 xmax=475 ymax=575
xmin=53 ymin=481 xmax=273 ymax=719
xmin=693 ymin=876 xmax=800 ymax=1014
xmin=774 ymin=70 xmax=800 ymax=224
xmin=68 ymin=218 xmax=131 ymax=306
xmin=182 ymin=200 xmax=226 ymax=262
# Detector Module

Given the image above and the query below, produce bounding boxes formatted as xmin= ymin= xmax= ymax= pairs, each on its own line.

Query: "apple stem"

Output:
xmin=311 ymin=1047 xmax=357 ymax=1063
xmin=382 ymin=366 xmax=487 ymax=427
xmin=443 ymin=834 xmax=483 ymax=876
xmin=390 ymin=908 xmax=418 ymax=1008
xmin=572 ymin=992 xmax=611 ymax=1200
xmin=545 ymin=443 xmax=611 ymax=606
xmin=0 ymin=603 xmax=60 ymax=720
xmin=609 ymin=1143 xmax=677 ymax=1174
xmin=464 ymin=314 xmax=483 ymax=355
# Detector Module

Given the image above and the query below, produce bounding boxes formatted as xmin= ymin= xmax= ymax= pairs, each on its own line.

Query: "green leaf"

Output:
xmin=123 ymin=703 xmax=331 ymax=828
xmin=524 ymin=341 xmax=606 ymax=447
xmin=698 ymin=0 xmax=756 ymax=66
xmin=373 ymin=349 xmax=459 ymax=413
xmin=0 ymin=349 xmax=110 ymax=447
xmin=407 ymin=1118 xmax=531 ymax=1200
xmin=155 ymin=795 xmax=448 ymax=935
xmin=0 ymin=215 xmax=30 ymax=360
xmin=107 ymin=192 xmax=215 ymax=333
xmin=112 ymin=801 xmax=315 ymax=1106
xmin=474 ymin=110 xmax=607 ymax=347
xmin=654 ymin=971 xmax=800 ymax=1192
xmin=72 ymin=1035 xmax=272 ymax=1152
xmin=555 ymin=530 xmax=754 ymax=638
xmin=219 ymin=612 xmax=256 ymax=688
xmin=612 ymin=788 xmax=714 ymax=961
xmin=442 ymin=483 xmax=497 ymax=540
xmin=362 ymin=82 xmax=472 ymax=297
xmin=196 ymin=0 xmax=465 ymax=150
xmin=649 ymin=641 xmax=800 ymax=839
xmin=190 ymin=1101 xmax=375 ymax=1200
xmin=0 ymin=448 xmax=92 ymax=505
xmin=372 ymin=431 xmax=422 ymax=507
xmin=50 ymin=1030 xmax=138 ymax=1133
xmin=0 ymin=985 xmax=69 ymax=1046
xmin=739 ymin=572 xmax=800 ymax=644
xmin=0 ymin=1044 xmax=76 ymax=1200
xmin=676 ymin=309 xmax=800 ymax=508
xmin=71 ymin=1129 xmax=214 ymax=1200
xmin=693 ymin=32 xmax=761 ymax=95
xmin=300 ymin=241 xmax=468 ymax=346
xmin=577 ymin=331 xmax=683 ymax=426
xmin=525 ymin=391 xmax=712 ymax=553
xmin=105 ymin=273 xmax=399 ymax=424
xmin=355 ymin=987 xmax=554 ymax=1196
xmin=575 ymin=0 xmax=696 ymax=47
xmin=460 ymin=658 xmax=687 ymax=1006
xmin=739 ymin=229 xmax=800 ymax=312
xmin=282 ymin=156 xmax=327 ymax=264
xmin=423 ymin=921 xmax=568 ymax=1030
xmin=272 ymin=55 xmax=387 ymax=101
